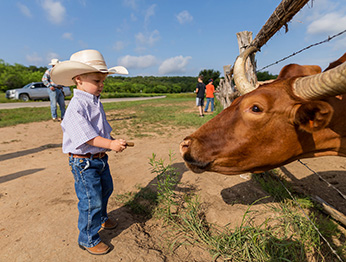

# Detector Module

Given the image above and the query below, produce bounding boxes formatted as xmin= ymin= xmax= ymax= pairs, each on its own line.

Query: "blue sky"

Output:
xmin=1 ymin=0 xmax=345 ymax=76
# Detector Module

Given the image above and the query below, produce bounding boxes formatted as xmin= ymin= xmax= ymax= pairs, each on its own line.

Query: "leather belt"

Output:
xmin=69 ymin=152 xmax=106 ymax=159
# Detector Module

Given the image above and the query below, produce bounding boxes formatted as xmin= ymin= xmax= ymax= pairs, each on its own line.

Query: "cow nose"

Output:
xmin=180 ymin=139 xmax=191 ymax=155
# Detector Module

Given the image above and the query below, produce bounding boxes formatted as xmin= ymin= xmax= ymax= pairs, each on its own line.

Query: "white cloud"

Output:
xmin=123 ymin=0 xmax=138 ymax=10
xmin=41 ymin=0 xmax=66 ymax=25
xmin=62 ymin=32 xmax=73 ymax=40
xmin=26 ymin=52 xmax=43 ymax=65
xmin=176 ymin=10 xmax=193 ymax=24
xmin=145 ymin=4 xmax=156 ymax=26
xmin=40 ymin=52 xmax=60 ymax=65
xmin=118 ymin=55 xmax=157 ymax=69
xmin=47 ymin=52 xmax=59 ymax=61
xmin=307 ymin=12 xmax=346 ymax=35
xmin=113 ymin=41 xmax=126 ymax=51
xmin=135 ymin=30 xmax=160 ymax=46
xmin=17 ymin=3 xmax=32 ymax=18
xmin=78 ymin=0 xmax=87 ymax=7
xmin=158 ymin=56 xmax=192 ymax=75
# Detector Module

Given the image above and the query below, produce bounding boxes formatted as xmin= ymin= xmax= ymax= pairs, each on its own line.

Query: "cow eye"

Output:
xmin=251 ymin=105 xmax=262 ymax=112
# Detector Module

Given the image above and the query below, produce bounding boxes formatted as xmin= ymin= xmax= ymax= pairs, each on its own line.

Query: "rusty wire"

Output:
xmin=277 ymin=175 xmax=344 ymax=262
xmin=257 ymin=29 xmax=346 ymax=72
xmin=298 ymin=160 xmax=346 ymax=199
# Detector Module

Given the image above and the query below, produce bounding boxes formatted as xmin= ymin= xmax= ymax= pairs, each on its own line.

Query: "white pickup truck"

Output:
xmin=6 ymin=82 xmax=72 ymax=101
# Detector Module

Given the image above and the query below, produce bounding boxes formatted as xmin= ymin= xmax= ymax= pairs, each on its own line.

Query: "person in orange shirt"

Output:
xmin=204 ymin=79 xmax=215 ymax=113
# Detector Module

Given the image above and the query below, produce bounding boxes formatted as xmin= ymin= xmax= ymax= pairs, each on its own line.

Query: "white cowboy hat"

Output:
xmin=49 ymin=58 xmax=60 ymax=66
xmin=50 ymin=49 xmax=129 ymax=86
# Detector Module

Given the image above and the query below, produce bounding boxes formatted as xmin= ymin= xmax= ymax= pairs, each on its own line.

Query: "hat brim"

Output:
xmin=51 ymin=61 xmax=129 ymax=86
xmin=108 ymin=66 xmax=129 ymax=75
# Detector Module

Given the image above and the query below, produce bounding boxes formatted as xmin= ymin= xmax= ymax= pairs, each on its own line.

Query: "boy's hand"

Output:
xmin=110 ymin=139 xmax=127 ymax=152
xmin=87 ymin=136 xmax=133 ymax=152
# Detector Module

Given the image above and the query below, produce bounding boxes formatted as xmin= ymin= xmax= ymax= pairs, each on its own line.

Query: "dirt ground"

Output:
xmin=1 ymin=119 xmax=346 ymax=262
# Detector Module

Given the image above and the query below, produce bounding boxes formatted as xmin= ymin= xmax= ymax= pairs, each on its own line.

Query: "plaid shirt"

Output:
xmin=61 ymin=89 xmax=112 ymax=154
xmin=42 ymin=68 xmax=60 ymax=89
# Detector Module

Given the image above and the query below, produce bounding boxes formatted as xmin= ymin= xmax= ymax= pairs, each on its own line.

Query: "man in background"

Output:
xmin=42 ymin=58 xmax=66 ymax=121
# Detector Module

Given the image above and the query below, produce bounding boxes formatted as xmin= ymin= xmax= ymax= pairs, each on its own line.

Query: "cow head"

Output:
xmin=180 ymin=50 xmax=346 ymax=175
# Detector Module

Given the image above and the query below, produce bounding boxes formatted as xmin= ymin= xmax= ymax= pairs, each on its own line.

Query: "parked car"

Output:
xmin=6 ymin=82 xmax=72 ymax=101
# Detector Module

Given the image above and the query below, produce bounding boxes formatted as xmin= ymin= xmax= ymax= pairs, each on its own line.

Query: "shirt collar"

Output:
xmin=74 ymin=89 xmax=100 ymax=104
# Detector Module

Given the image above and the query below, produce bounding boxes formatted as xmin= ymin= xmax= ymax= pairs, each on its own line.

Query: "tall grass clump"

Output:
xmin=149 ymin=151 xmax=180 ymax=219
xmin=118 ymin=154 xmax=346 ymax=261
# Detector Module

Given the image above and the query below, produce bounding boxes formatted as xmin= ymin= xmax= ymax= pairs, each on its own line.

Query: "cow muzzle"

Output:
xmin=180 ymin=137 xmax=211 ymax=173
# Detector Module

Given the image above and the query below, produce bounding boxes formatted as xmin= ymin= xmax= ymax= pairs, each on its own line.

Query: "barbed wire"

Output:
xmin=270 ymin=159 xmax=346 ymax=261
xmin=298 ymin=160 xmax=346 ymax=199
xmin=276 ymin=175 xmax=344 ymax=262
xmin=257 ymin=29 xmax=346 ymax=72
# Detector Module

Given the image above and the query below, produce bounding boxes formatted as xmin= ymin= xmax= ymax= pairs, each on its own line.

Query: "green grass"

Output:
xmin=104 ymin=95 xmax=222 ymax=138
xmin=0 ymin=93 xmax=220 ymax=129
xmin=115 ymin=154 xmax=346 ymax=261
xmin=0 ymin=91 xmax=191 ymax=103
xmin=0 ymin=91 xmax=163 ymax=103
xmin=100 ymin=92 xmax=166 ymax=99
xmin=0 ymin=107 xmax=53 ymax=127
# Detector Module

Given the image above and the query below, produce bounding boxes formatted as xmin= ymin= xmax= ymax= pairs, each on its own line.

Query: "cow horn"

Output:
xmin=293 ymin=61 xmax=346 ymax=100
xmin=233 ymin=46 xmax=259 ymax=95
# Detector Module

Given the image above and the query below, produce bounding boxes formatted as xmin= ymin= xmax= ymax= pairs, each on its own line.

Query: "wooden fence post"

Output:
xmin=216 ymin=31 xmax=257 ymax=109
xmin=215 ymin=65 xmax=240 ymax=109
xmin=236 ymin=31 xmax=258 ymax=89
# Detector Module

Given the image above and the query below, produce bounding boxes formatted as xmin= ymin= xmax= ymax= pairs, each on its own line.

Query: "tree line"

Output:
xmin=0 ymin=60 xmax=277 ymax=93
xmin=0 ymin=59 xmax=47 ymax=92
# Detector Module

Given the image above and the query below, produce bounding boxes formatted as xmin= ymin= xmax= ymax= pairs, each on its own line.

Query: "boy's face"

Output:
xmin=75 ymin=72 xmax=107 ymax=96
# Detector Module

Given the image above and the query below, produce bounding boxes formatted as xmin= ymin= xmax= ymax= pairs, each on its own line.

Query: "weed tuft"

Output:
xmin=116 ymin=153 xmax=346 ymax=261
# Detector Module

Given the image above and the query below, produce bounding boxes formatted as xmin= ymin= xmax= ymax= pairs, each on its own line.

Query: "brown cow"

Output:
xmin=324 ymin=52 xmax=346 ymax=72
xmin=180 ymin=51 xmax=346 ymax=175
xmin=277 ymin=64 xmax=321 ymax=79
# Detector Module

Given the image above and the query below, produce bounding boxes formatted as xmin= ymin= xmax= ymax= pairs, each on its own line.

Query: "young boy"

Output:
xmin=51 ymin=49 xmax=129 ymax=255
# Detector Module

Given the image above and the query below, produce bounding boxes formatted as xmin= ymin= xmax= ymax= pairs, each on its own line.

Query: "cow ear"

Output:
xmin=294 ymin=101 xmax=334 ymax=133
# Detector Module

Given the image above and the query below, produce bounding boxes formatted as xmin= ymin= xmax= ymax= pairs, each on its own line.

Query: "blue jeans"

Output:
xmin=69 ymin=154 xmax=113 ymax=247
xmin=204 ymin=97 xmax=214 ymax=112
xmin=48 ymin=88 xmax=65 ymax=119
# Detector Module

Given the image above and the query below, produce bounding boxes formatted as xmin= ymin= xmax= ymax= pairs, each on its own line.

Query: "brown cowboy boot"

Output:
xmin=79 ymin=241 xmax=110 ymax=255
xmin=101 ymin=219 xmax=118 ymax=230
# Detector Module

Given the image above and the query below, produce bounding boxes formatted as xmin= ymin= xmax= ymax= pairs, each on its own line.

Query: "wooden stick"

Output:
xmin=313 ymin=196 xmax=346 ymax=227
xmin=252 ymin=0 xmax=310 ymax=49
xmin=126 ymin=142 xmax=135 ymax=147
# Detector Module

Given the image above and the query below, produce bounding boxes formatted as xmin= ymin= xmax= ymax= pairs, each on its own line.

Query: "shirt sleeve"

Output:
xmin=42 ymin=70 xmax=51 ymax=88
xmin=42 ymin=68 xmax=59 ymax=88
